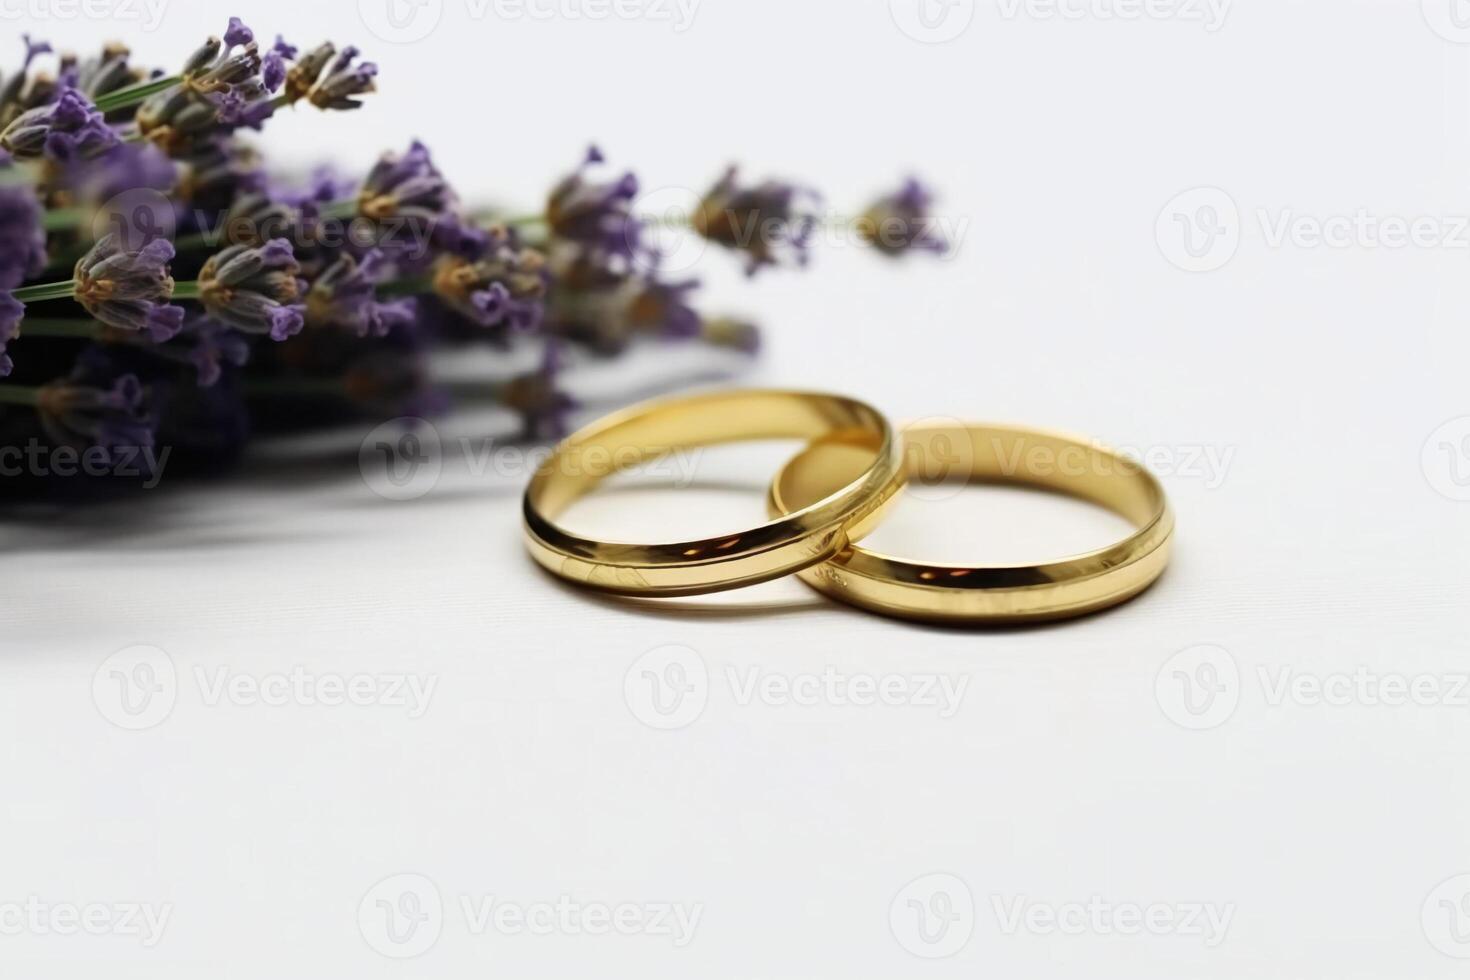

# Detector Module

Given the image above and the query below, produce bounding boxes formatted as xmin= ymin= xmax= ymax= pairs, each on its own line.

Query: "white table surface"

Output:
xmin=3 ymin=1 xmax=1469 ymax=976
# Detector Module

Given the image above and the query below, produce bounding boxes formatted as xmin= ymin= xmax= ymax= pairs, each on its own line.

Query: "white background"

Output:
xmin=3 ymin=0 xmax=1470 ymax=976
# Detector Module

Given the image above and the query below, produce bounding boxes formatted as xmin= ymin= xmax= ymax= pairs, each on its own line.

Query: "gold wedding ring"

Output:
xmin=767 ymin=422 xmax=1174 ymax=624
xmin=522 ymin=389 xmax=905 ymax=597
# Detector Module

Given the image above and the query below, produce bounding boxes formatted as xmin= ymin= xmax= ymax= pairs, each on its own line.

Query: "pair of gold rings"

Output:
xmin=521 ymin=390 xmax=1173 ymax=624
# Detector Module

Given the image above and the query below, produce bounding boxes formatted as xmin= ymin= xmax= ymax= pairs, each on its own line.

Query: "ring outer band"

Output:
xmin=766 ymin=421 xmax=1175 ymax=624
xmin=522 ymin=389 xmax=907 ymax=598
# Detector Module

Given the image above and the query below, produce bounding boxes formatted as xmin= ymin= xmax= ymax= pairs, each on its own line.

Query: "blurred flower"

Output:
xmin=172 ymin=316 xmax=250 ymax=386
xmin=0 ymin=291 xmax=22 ymax=377
xmin=221 ymin=189 xmax=313 ymax=247
xmin=432 ymin=229 xmax=547 ymax=332
xmin=693 ymin=166 xmax=819 ymax=275
xmin=306 ymin=250 xmax=416 ymax=338
xmin=73 ymin=234 xmax=184 ymax=341
xmin=700 ymin=316 xmax=761 ymax=354
xmin=0 ymin=87 xmax=120 ymax=162
xmin=499 ymin=342 xmax=578 ymax=440
xmin=37 ymin=367 xmax=154 ymax=454
xmin=0 ymin=35 xmax=58 ymax=128
xmin=0 ymin=182 xmax=46 ymax=288
xmin=358 ymin=140 xmax=454 ymax=226
xmin=546 ymin=252 xmax=701 ymax=354
xmin=546 ymin=146 xmax=642 ymax=260
xmin=71 ymin=42 xmax=148 ymax=104
xmin=199 ymin=238 xmax=306 ymax=340
xmin=282 ymin=42 xmax=377 ymax=110
xmin=857 ymin=178 xmax=948 ymax=256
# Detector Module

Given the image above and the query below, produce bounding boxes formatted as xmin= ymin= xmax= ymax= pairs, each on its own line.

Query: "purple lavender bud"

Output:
xmin=306 ymin=250 xmax=418 ymax=338
xmin=498 ymin=342 xmax=579 ymax=441
xmin=79 ymin=142 xmax=178 ymax=203
xmin=73 ymin=234 xmax=184 ymax=341
xmin=693 ymin=166 xmax=821 ymax=275
xmin=73 ymin=42 xmax=145 ymax=102
xmin=223 ymin=17 xmax=254 ymax=48
xmin=432 ymin=229 xmax=548 ymax=333
xmin=307 ymin=46 xmax=377 ymax=111
xmin=0 ymin=291 xmax=22 ymax=377
xmin=858 ymin=178 xmax=949 ymax=257
xmin=358 ymin=141 xmax=455 ymax=226
xmin=546 ymin=146 xmax=643 ymax=260
xmin=0 ymin=88 xmax=120 ymax=162
xmin=199 ymin=238 xmax=306 ymax=341
xmin=37 ymin=370 xmax=155 ymax=455
xmin=0 ymin=183 xmax=47 ymax=289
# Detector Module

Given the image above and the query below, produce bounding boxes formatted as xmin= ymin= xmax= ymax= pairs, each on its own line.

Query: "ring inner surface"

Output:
xmin=526 ymin=391 xmax=892 ymax=560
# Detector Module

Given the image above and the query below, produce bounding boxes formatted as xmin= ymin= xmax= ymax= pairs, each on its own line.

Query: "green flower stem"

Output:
xmin=0 ymin=385 xmax=41 ymax=406
xmin=12 ymin=280 xmax=77 ymax=304
xmin=319 ymin=199 xmax=359 ymax=221
xmin=42 ymin=207 xmax=91 ymax=232
xmin=377 ymin=276 xmax=433 ymax=298
xmin=94 ymin=75 xmax=182 ymax=113
xmin=172 ymin=281 xmax=202 ymax=300
xmin=16 ymin=318 xmax=101 ymax=340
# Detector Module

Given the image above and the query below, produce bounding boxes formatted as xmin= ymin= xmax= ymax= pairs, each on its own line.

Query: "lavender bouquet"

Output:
xmin=0 ymin=18 xmax=947 ymax=498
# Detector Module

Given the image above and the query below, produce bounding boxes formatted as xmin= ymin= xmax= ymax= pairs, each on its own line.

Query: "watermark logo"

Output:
xmin=1423 ymin=874 xmax=1470 ymax=958
xmin=359 ymin=874 xmax=443 ymax=959
xmin=1157 ymin=187 xmax=1240 ymax=272
xmin=890 ymin=0 xmax=976 ymax=43
xmin=1423 ymin=416 xmax=1470 ymax=501
xmin=360 ymin=418 xmax=443 ymax=502
xmin=459 ymin=895 xmax=702 ymax=945
xmin=631 ymin=185 xmax=708 ymax=275
xmin=1423 ymin=0 xmax=1470 ymax=43
xmin=94 ymin=188 xmax=175 ymax=251
xmin=358 ymin=0 xmax=445 ymax=43
xmin=0 ymin=0 xmax=169 ymax=31
xmin=624 ymin=645 xmax=709 ymax=730
xmin=92 ymin=645 xmax=177 ymax=731
xmin=890 ymin=873 xmax=975 ymax=958
xmin=1155 ymin=644 xmax=1239 ymax=730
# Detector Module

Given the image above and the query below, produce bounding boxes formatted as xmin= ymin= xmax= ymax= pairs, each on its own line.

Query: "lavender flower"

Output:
xmin=0 ymin=291 xmax=22 ymax=377
xmin=358 ymin=140 xmax=455 ymax=226
xmin=280 ymin=42 xmax=376 ymax=111
xmin=546 ymin=146 xmax=642 ymax=260
xmin=0 ymin=182 xmax=47 ymax=288
xmin=499 ymin=342 xmax=579 ymax=440
xmin=0 ymin=35 xmax=58 ymax=127
xmin=198 ymin=238 xmax=306 ymax=340
xmin=0 ymin=87 xmax=120 ymax=162
xmin=306 ymin=251 xmax=416 ymax=338
xmin=73 ymin=234 xmax=185 ymax=341
xmin=546 ymin=254 xmax=701 ymax=354
xmin=37 ymin=369 xmax=154 ymax=455
xmin=137 ymin=19 xmax=270 ymax=153
xmin=221 ymin=190 xmax=313 ymax=248
xmin=700 ymin=316 xmax=761 ymax=354
xmin=857 ymin=178 xmax=949 ymax=256
xmin=72 ymin=42 xmax=147 ymax=103
xmin=432 ymin=229 xmax=548 ymax=332
xmin=262 ymin=36 xmax=296 ymax=94
xmin=693 ymin=166 xmax=819 ymax=275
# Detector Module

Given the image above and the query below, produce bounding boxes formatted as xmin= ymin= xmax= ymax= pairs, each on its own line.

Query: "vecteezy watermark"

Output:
xmin=984 ymin=434 xmax=1236 ymax=490
xmin=0 ymin=440 xmax=169 ymax=488
xmin=1155 ymin=644 xmax=1240 ymax=730
xmin=890 ymin=873 xmax=975 ymax=958
xmin=0 ymin=898 xmax=171 ymax=947
xmin=357 ymin=873 xmax=703 ymax=959
xmin=623 ymin=646 xmax=972 ymax=730
xmin=1423 ymin=874 xmax=1470 ymax=958
xmin=991 ymin=895 xmax=1235 ymax=946
xmin=996 ymin=0 xmax=1231 ymax=31
xmin=0 ymin=0 xmax=169 ymax=30
xmin=1159 ymin=188 xmax=1470 ymax=272
xmin=889 ymin=0 xmax=976 ymax=43
xmin=1422 ymin=0 xmax=1470 ymax=44
xmin=1156 ymin=187 xmax=1241 ymax=273
xmin=359 ymin=874 xmax=443 ymax=959
xmin=359 ymin=417 xmax=704 ymax=502
xmin=1157 ymin=645 xmax=1470 ymax=731
xmin=357 ymin=0 xmax=699 ymax=43
xmin=92 ymin=645 xmax=437 ymax=730
xmin=1423 ymin=416 xmax=1470 ymax=502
